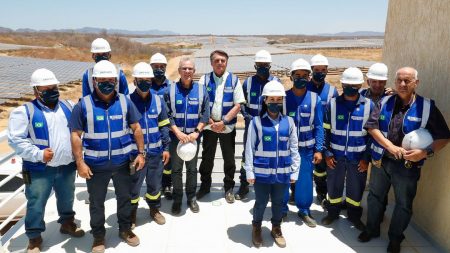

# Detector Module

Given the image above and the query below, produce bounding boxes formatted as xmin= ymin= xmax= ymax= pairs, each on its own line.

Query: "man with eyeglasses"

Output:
xmin=197 ymin=50 xmax=246 ymax=204
xmin=82 ymin=38 xmax=129 ymax=97
xmin=359 ymin=67 xmax=450 ymax=253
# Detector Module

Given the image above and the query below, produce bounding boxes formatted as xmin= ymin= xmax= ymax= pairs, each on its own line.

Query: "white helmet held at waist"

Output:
xmin=177 ymin=141 xmax=198 ymax=161
xmin=340 ymin=67 xmax=364 ymax=85
xmin=254 ymin=50 xmax=272 ymax=63
xmin=30 ymin=68 xmax=60 ymax=87
xmin=92 ymin=60 xmax=118 ymax=78
xmin=310 ymin=54 xmax=329 ymax=66
xmin=366 ymin=63 xmax=388 ymax=81
xmin=150 ymin=53 xmax=168 ymax=64
xmin=91 ymin=38 xmax=111 ymax=53
xmin=261 ymin=80 xmax=286 ymax=97
xmin=132 ymin=62 xmax=154 ymax=78
xmin=290 ymin=58 xmax=311 ymax=73
xmin=402 ymin=128 xmax=433 ymax=150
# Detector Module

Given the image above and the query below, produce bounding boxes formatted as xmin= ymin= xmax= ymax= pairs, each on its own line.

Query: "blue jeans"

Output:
xmin=365 ymin=157 xmax=420 ymax=242
xmin=86 ymin=163 xmax=132 ymax=238
xmin=25 ymin=162 xmax=76 ymax=239
xmin=131 ymin=154 xmax=163 ymax=208
xmin=253 ymin=182 xmax=289 ymax=227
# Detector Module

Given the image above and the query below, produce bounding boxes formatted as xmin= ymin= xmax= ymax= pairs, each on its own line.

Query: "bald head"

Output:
xmin=395 ymin=67 xmax=419 ymax=101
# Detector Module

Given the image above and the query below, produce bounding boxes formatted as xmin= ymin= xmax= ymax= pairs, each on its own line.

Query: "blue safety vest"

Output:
xmin=252 ymin=115 xmax=294 ymax=184
xmin=151 ymin=78 xmax=172 ymax=99
xmin=329 ymin=96 xmax=371 ymax=161
xmin=169 ymin=81 xmax=205 ymax=134
xmin=81 ymin=93 xmax=132 ymax=166
xmin=285 ymin=90 xmax=318 ymax=150
xmin=307 ymin=82 xmax=337 ymax=112
xmin=371 ymin=95 xmax=431 ymax=166
xmin=203 ymin=72 xmax=238 ymax=124
xmin=244 ymin=75 xmax=280 ymax=117
xmin=23 ymin=99 xmax=72 ymax=171
xmin=129 ymin=92 xmax=164 ymax=155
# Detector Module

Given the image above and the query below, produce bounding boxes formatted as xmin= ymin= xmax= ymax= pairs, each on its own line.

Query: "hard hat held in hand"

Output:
xmin=367 ymin=63 xmax=388 ymax=81
xmin=310 ymin=54 xmax=329 ymax=66
xmin=93 ymin=60 xmax=118 ymax=78
xmin=150 ymin=53 xmax=168 ymax=64
xmin=290 ymin=58 xmax=311 ymax=73
xmin=261 ymin=80 xmax=286 ymax=97
xmin=340 ymin=67 xmax=364 ymax=85
xmin=402 ymin=128 xmax=433 ymax=150
xmin=254 ymin=50 xmax=272 ymax=63
xmin=30 ymin=68 xmax=60 ymax=87
xmin=177 ymin=141 xmax=198 ymax=161
xmin=132 ymin=62 xmax=154 ymax=78
xmin=91 ymin=38 xmax=111 ymax=53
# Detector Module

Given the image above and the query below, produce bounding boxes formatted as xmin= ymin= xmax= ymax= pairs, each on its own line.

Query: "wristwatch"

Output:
xmin=425 ymin=146 xmax=434 ymax=158
xmin=194 ymin=128 xmax=201 ymax=133
xmin=222 ymin=117 xmax=229 ymax=125
xmin=138 ymin=150 xmax=147 ymax=157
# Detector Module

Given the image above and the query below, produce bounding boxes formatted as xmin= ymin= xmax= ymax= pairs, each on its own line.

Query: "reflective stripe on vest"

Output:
xmin=169 ymin=82 xmax=204 ymax=134
xmin=330 ymin=96 xmax=370 ymax=160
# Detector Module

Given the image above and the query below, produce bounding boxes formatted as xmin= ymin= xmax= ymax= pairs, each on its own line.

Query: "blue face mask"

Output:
xmin=293 ymin=78 xmax=308 ymax=89
xmin=267 ymin=103 xmax=283 ymax=114
xmin=94 ymin=54 xmax=110 ymax=63
xmin=96 ymin=81 xmax=116 ymax=95
xmin=313 ymin=72 xmax=326 ymax=83
xmin=38 ymin=88 xmax=60 ymax=105
xmin=153 ymin=68 xmax=165 ymax=79
xmin=256 ymin=66 xmax=270 ymax=78
xmin=343 ymin=86 xmax=359 ymax=96
xmin=137 ymin=80 xmax=152 ymax=93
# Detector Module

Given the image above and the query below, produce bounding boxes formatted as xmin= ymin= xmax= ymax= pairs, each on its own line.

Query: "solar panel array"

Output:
xmin=0 ymin=43 xmax=46 ymax=51
xmin=0 ymin=56 xmax=92 ymax=104
xmin=276 ymin=39 xmax=384 ymax=50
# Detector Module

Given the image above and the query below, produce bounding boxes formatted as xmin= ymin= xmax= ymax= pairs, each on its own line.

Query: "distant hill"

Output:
xmin=317 ymin=31 xmax=384 ymax=37
xmin=0 ymin=26 xmax=178 ymax=36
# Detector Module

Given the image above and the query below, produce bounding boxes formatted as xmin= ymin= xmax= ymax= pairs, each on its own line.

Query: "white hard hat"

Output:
xmin=177 ymin=141 xmax=198 ymax=161
xmin=150 ymin=53 xmax=168 ymax=64
xmin=366 ymin=63 xmax=388 ymax=81
xmin=310 ymin=54 xmax=329 ymax=66
xmin=30 ymin=68 xmax=60 ymax=87
xmin=340 ymin=67 xmax=364 ymax=85
xmin=132 ymin=62 xmax=154 ymax=78
xmin=91 ymin=38 xmax=111 ymax=53
xmin=92 ymin=60 xmax=118 ymax=78
xmin=261 ymin=80 xmax=286 ymax=97
xmin=402 ymin=128 xmax=433 ymax=150
xmin=254 ymin=50 xmax=272 ymax=63
xmin=290 ymin=58 xmax=311 ymax=73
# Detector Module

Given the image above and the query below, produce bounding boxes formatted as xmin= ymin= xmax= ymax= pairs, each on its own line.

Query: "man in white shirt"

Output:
xmin=196 ymin=50 xmax=246 ymax=204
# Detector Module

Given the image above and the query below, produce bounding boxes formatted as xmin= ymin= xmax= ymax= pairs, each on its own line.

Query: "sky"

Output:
xmin=0 ymin=0 xmax=389 ymax=35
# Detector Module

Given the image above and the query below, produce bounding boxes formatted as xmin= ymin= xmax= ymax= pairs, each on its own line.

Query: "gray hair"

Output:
xmin=178 ymin=56 xmax=195 ymax=69
xmin=396 ymin=67 xmax=418 ymax=80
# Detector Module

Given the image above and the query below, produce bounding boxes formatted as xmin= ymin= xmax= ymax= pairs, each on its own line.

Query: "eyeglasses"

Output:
xmin=395 ymin=78 xmax=415 ymax=85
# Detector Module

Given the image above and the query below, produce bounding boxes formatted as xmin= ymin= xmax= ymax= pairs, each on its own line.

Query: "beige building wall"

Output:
xmin=382 ymin=0 xmax=450 ymax=251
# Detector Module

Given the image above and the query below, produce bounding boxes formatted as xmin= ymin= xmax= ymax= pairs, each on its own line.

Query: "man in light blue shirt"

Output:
xmin=8 ymin=69 xmax=84 ymax=253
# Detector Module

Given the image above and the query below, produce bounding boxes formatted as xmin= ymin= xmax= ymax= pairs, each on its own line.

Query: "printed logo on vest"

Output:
xmin=337 ymin=115 xmax=345 ymax=120
xmin=351 ymin=116 xmax=364 ymax=120
xmin=289 ymin=112 xmax=295 ymax=117
xmin=176 ymin=100 xmax=183 ymax=105
xmin=263 ymin=136 xmax=272 ymax=142
xmin=96 ymin=115 xmax=104 ymax=121
xmin=407 ymin=116 xmax=422 ymax=122
xmin=34 ymin=122 xmax=44 ymax=128
xmin=109 ymin=115 xmax=123 ymax=120
xmin=251 ymin=92 xmax=257 ymax=97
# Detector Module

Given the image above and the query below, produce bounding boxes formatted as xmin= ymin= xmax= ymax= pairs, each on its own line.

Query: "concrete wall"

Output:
xmin=382 ymin=0 xmax=450 ymax=251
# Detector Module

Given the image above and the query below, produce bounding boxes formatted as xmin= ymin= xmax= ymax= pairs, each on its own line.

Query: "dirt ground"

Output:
xmin=294 ymin=48 xmax=382 ymax=62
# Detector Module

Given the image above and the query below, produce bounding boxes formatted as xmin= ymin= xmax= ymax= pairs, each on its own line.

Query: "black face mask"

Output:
xmin=38 ymin=88 xmax=60 ymax=105
xmin=96 ymin=81 xmax=116 ymax=95
xmin=293 ymin=78 xmax=309 ymax=89
xmin=256 ymin=66 xmax=270 ymax=79
xmin=153 ymin=68 xmax=165 ymax=80
xmin=267 ymin=103 xmax=283 ymax=114
xmin=137 ymin=80 xmax=152 ymax=93
xmin=313 ymin=72 xmax=327 ymax=83
xmin=94 ymin=54 xmax=110 ymax=63
xmin=343 ymin=86 xmax=359 ymax=96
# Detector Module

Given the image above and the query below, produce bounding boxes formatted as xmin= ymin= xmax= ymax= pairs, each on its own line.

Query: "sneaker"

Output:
xmin=298 ymin=213 xmax=317 ymax=228
xmin=234 ymin=185 xmax=249 ymax=200
xmin=321 ymin=215 xmax=338 ymax=226
xmin=150 ymin=207 xmax=166 ymax=225
xmin=60 ymin=218 xmax=85 ymax=237
xmin=91 ymin=237 xmax=105 ymax=253
xmin=119 ymin=230 xmax=140 ymax=247
xmin=27 ymin=236 xmax=42 ymax=253
xmin=252 ymin=224 xmax=263 ymax=247
xmin=225 ymin=189 xmax=235 ymax=204
xmin=271 ymin=225 xmax=286 ymax=248
xmin=163 ymin=186 xmax=173 ymax=200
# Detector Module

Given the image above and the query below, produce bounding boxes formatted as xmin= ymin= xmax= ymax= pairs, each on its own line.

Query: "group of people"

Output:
xmin=7 ymin=37 xmax=450 ymax=253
